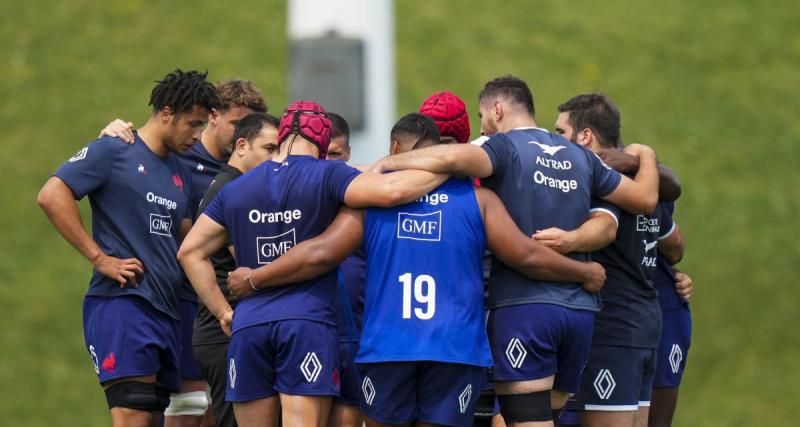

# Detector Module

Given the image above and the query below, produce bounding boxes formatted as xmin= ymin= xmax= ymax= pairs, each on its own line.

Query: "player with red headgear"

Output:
xmin=179 ymin=101 xmax=450 ymax=427
xmin=419 ymin=91 xmax=472 ymax=145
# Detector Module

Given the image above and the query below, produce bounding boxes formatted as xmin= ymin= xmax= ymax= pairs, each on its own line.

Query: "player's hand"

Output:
xmin=674 ymin=271 xmax=693 ymax=301
xmin=533 ymin=227 xmax=577 ymax=254
xmin=622 ymin=143 xmax=656 ymax=160
xmin=597 ymin=148 xmax=638 ymax=174
xmin=92 ymin=253 xmax=144 ymax=288
xmin=219 ymin=309 xmax=233 ymax=337
xmin=367 ymin=158 xmax=388 ymax=174
xmin=582 ymin=261 xmax=606 ymax=294
xmin=99 ymin=119 xmax=135 ymax=144
xmin=227 ymin=267 xmax=255 ymax=299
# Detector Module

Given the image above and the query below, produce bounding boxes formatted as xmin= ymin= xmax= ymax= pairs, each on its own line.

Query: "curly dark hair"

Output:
xmin=148 ymin=69 xmax=221 ymax=114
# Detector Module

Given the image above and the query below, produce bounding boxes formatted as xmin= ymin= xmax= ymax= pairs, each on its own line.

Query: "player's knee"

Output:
xmin=105 ymin=381 xmax=171 ymax=412
xmin=551 ymin=389 xmax=570 ymax=409
xmin=497 ymin=391 xmax=552 ymax=423
xmin=164 ymin=390 xmax=209 ymax=417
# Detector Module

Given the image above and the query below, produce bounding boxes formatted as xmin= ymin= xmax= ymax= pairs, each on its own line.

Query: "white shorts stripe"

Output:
xmin=638 ymin=401 xmax=651 ymax=407
xmin=584 ymin=404 xmax=639 ymax=412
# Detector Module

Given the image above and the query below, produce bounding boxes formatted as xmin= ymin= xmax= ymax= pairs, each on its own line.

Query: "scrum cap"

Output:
xmin=419 ymin=91 xmax=471 ymax=144
xmin=278 ymin=100 xmax=332 ymax=155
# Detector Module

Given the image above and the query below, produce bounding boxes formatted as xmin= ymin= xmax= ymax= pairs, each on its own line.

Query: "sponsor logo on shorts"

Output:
xmin=593 ymin=369 xmax=616 ymax=400
xmin=397 ymin=211 xmax=442 ymax=242
xmin=669 ymin=344 xmax=683 ymax=374
xmin=362 ymin=376 xmax=376 ymax=406
xmin=149 ymin=213 xmax=172 ymax=236
xmin=300 ymin=352 xmax=322 ymax=383
xmin=505 ymin=338 xmax=528 ymax=369
xmin=256 ymin=229 xmax=297 ymax=264
xmin=459 ymin=383 xmax=473 ymax=414
xmin=88 ymin=345 xmax=99 ymax=374
xmin=229 ymin=358 xmax=236 ymax=389
xmin=69 ymin=147 xmax=88 ymax=162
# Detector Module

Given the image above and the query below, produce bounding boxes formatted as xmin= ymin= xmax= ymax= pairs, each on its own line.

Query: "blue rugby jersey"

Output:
xmin=357 ymin=178 xmax=492 ymax=367
xmin=336 ymin=250 xmax=366 ymax=342
xmin=654 ymin=202 xmax=687 ymax=311
xmin=480 ymin=128 xmax=621 ymax=311
xmin=203 ymin=155 xmax=360 ymax=332
xmin=53 ymin=134 xmax=192 ymax=319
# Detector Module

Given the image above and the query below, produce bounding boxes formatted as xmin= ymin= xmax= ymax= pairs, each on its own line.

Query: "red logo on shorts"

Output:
xmin=102 ymin=353 xmax=116 ymax=373
xmin=172 ymin=174 xmax=184 ymax=191
xmin=332 ymin=368 xmax=340 ymax=388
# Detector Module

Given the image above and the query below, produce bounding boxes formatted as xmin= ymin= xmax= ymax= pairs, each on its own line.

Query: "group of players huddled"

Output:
xmin=38 ymin=69 xmax=694 ymax=427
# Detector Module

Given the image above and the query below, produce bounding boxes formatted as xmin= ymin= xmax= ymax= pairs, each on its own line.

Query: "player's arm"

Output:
xmin=37 ymin=177 xmax=144 ymax=287
xmin=601 ymin=144 xmax=659 ymax=214
xmin=477 ymin=187 xmax=606 ymax=293
xmin=658 ymin=223 xmax=684 ymax=264
xmin=227 ymin=207 xmax=364 ymax=298
xmin=533 ymin=210 xmax=617 ymax=254
xmin=98 ymin=119 xmax=135 ymax=144
xmin=343 ymin=170 xmax=449 ymax=208
xmin=373 ymin=143 xmax=494 ymax=178
xmin=177 ymin=215 xmax=233 ymax=335
xmin=598 ymin=149 xmax=682 ymax=201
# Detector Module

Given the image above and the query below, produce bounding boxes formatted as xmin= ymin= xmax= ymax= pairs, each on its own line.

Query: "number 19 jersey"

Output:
xmin=356 ymin=178 xmax=492 ymax=367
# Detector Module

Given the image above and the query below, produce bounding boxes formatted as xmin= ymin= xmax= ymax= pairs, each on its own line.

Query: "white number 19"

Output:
xmin=398 ymin=273 xmax=436 ymax=320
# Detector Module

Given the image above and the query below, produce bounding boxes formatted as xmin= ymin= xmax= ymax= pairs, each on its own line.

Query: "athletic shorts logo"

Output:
xmin=505 ymin=338 xmax=528 ymax=369
xmin=69 ymin=147 xmax=88 ymax=162
xmin=88 ymin=345 xmax=99 ymax=374
xmin=362 ymin=376 xmax=376 ymax=406
xmin=256 ymin=229 xmax=297 ymax=264
xmin=593 ymin=369 xmax=616 ymax=400
xmin=397 ymin=211 xmax=442 ymax=241
xmin=300 ymin=352 xmax=322 ymax=383
xmin=149 ymin=213 xmax=172 ymax=236
xmin=458 ymin=383 xmax=473 ymax=414
xmin=229 ymin=358 xmax=236 ymax=389
xmin=669 ymin=344 xmax=683 ymax=374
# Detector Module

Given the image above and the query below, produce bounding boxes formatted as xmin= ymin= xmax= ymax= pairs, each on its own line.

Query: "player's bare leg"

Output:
xmin=104 ymin=375 xmax=160 ymax=427
xmin=648 ymin=387 xmax=678 ymax=427
xmin=233 ymin=396 xmax=280 ymax=427
xmin=281 ymin=394 xmax=332 ymax=427
xmin=495 ymin=376 xmax=555 ymax=427
xmin=633 ymin=405 xmax=649 ymax=427
xmin=364 ymin=418 xmax=410 ymax=427
xmin=580 ymin=410 xmax=636 ymax=427
xmin=328 ymin=403 xmax=363 ymax=427
xmin=165 ymin=379 xmax=208 ymax=427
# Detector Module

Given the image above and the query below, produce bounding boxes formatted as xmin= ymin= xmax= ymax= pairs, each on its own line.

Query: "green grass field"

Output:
xmin=1 ymin=1 xmax=798 ymax=425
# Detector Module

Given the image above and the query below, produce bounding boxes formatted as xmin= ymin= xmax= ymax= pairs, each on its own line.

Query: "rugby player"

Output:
xmin=100 ymin=79 xmax=268 ymax=426
xmin=178 ymin=101 xmax=451 ymax=427
xmin=325 ymin=112 xmax=352 ymax=161
xmin=649 ymin=203 xmax=693 ymax=427
xmin=550 ymin=93 xmax=684 ymax=427
xmin=369 ymin=76 xmax=659 ymax=426
xmin=37 ymin=69 xmax=219 ymax=427
xmin=191 ymin=113 xmax=280 ymax=427
xmin=224 ymin=112 xmax=607 ymax=427
xmin=419 ymin=91 xmax=472 ymax=145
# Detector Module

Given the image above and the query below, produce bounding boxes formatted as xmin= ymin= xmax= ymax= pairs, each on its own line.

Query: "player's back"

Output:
xmin=203 ymin=155 xmax=360 ymax=332
xmin=480 ymin=128 xmax=621 ymax=311
xmin=358 ymin=177 xmax=492 ymax=367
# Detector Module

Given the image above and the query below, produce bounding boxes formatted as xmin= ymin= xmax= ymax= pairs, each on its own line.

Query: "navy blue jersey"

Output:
xmin=176 ymin=142 xmax=223 ymax=302
xmin=591 ymin=202 xmax=676 ymax=349
xmin=53 ymin=135 xmax=192 ymax=319
xmin=480 ymin=128 xmax=622 ymax=311
xmin=357 ymin=178 xmax=492 ymax=367
xmin=654 ymin=202 xmax=687 ymax=311
xmin=336 ymin=250 xmax=366 ymax=342
xmin=203 ymin=155 xmax=360 ymax=332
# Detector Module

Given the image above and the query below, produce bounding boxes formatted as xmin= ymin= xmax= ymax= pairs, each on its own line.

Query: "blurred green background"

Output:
xmin=1 ymin=0 xmax=798 ymax=425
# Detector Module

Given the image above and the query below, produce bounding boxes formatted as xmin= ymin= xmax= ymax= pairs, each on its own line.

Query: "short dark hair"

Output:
xmin=230 ymin=113 xmax=280 ymax=150
xmin=557 ymin=93 xmax=621 ymax=148
xmin=390 ymin=113 xmax=440 ymax=149
xmin=328 ymin=112 xmax=350 ymax=142
xmin=149 ymin=69 xmax=220 ymax=114
xmin=478 ymin=75 xmax=535 ymax=117
xmin=216 ymin=79 xmax=268 ymax=113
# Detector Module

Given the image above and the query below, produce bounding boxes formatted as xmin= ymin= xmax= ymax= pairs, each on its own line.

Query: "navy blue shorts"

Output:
xmin=557 ymin=408 xmax=581 ymax=425
xmin=357 ymin=362 xmax=483 ymax=426
xmin=226 ymin=320 xmax=340 ymax=402
xmin=83 ymin=295 xmax=181 ymax=391
xmin=653 ymin=307 xmax=692 ymax=388
xmin=568 ymin=345 xmax=656 ymax=411
xmin=178 ymin=300 xmax=204 ymax=380
xmin=337 ymin=340 xmax=362 ymax=407
xmin=488 ymin=304 xmax=594 ymax=392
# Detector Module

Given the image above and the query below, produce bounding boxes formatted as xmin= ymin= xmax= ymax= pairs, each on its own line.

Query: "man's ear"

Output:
xmin=159 ymin=106 xmax=174 ymax=124
xmin=493 ymin=101 xmax=504 ymax=122
xmin=390 ymin=140 xmax=400 ymax=155
xmin=235 ymin=138 xmax=248 ymax=155
xmin=208 ymin=108 xmax=220 ymax=126
xmin=577 ymin=128 xmax=593 ymax=147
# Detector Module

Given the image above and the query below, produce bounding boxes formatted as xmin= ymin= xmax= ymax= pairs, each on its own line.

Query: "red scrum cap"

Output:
xmin=419 ymin=91 xmax=471 ymax=144
xmin=278 ymin=100 xmax=332 ymax=155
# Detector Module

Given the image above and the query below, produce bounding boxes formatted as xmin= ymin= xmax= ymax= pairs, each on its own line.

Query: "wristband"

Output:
xmin=245 ymin=269 xmax=258 ymax=291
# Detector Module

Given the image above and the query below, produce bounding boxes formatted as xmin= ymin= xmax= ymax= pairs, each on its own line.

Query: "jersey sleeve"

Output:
xmin=587 ymin=150 xmax=622 ymax=198
xmin=590 ymin=197 xmax=621 ymax=228
xmin=327 ymin=161 xmax=362 ymax=203
xmin=202 ymin=185 xmax=228 ymax=227
xmin=657 ymin=203 xmax=676 ymax=241
xmin=479 ymin=134 xmax=511 ymax=181
xmin=52 ymin=138 xmax=113 ymax=199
